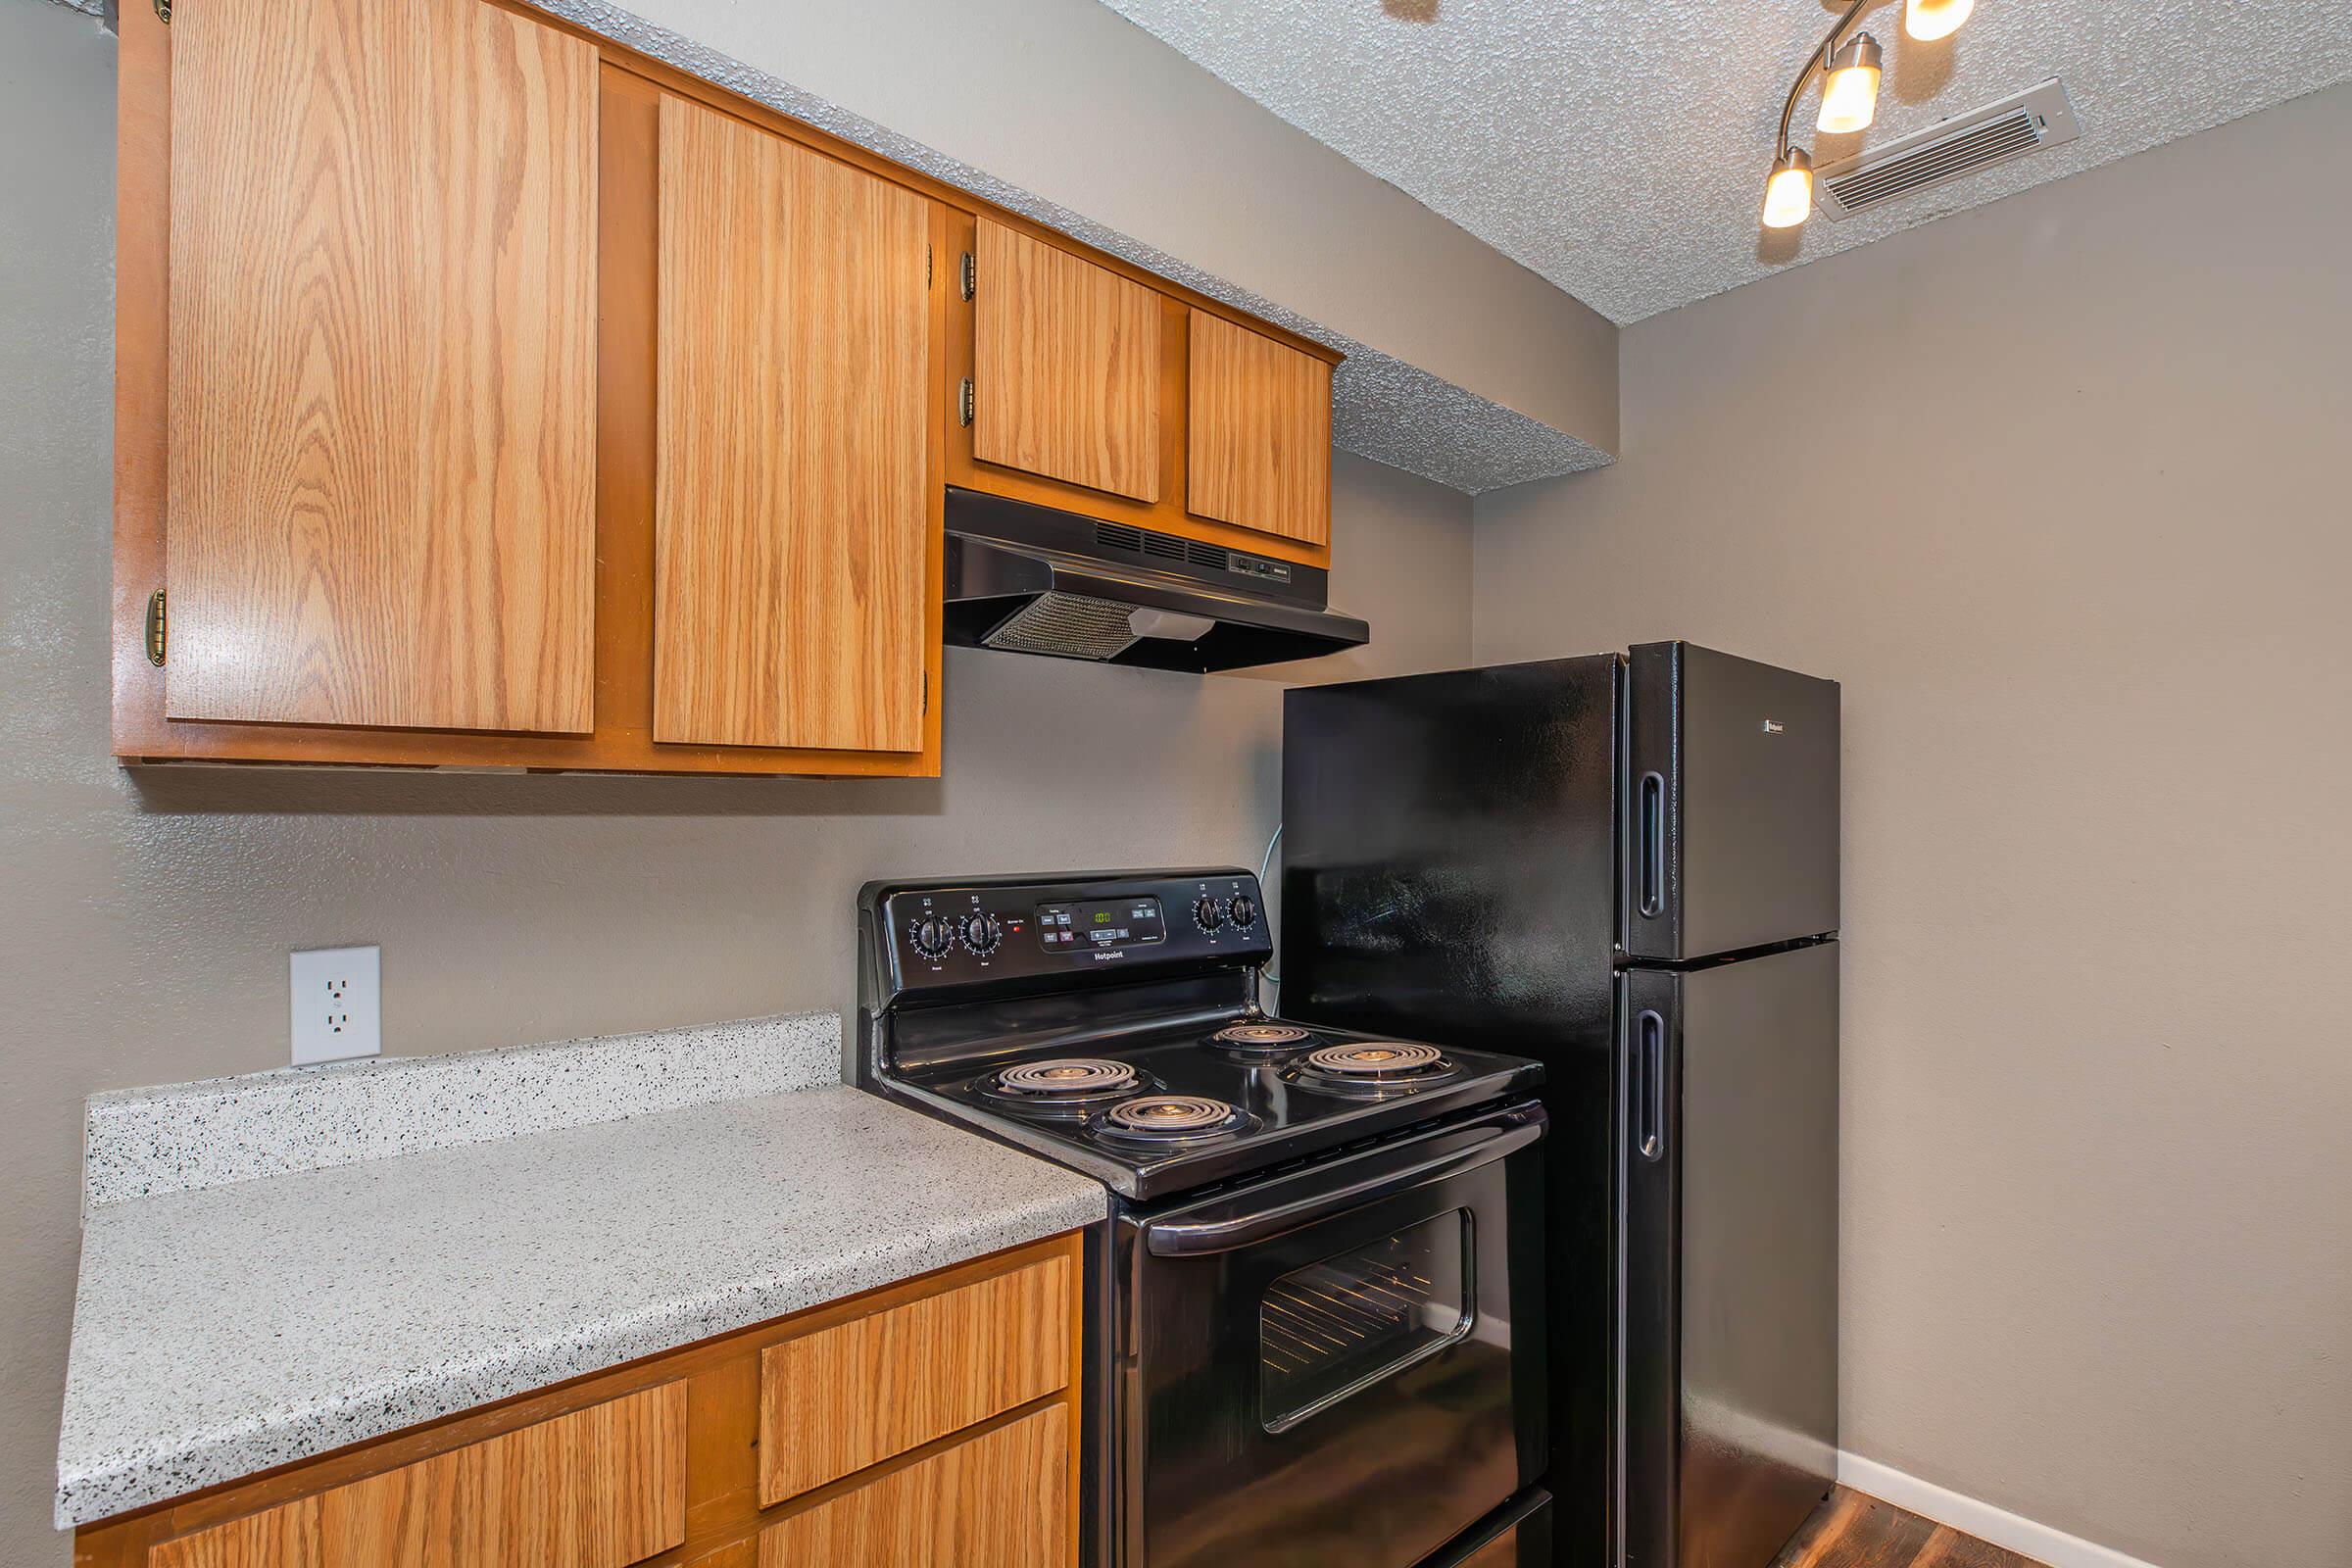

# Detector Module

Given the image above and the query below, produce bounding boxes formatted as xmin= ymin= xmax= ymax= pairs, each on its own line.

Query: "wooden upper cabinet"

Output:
xmin=972 ymin=220 xmax=1162 ymax=503
xmin=163 ymin=0 xmax=600 ymax=732
xmin=654 ymin=97 xmax=933 ymax=753
xmin=1187 ymin=311 xmax=1333 ymax=547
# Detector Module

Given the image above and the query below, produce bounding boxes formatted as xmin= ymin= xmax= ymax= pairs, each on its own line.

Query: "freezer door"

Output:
xmin=1281 ymin=657 xmax=1622 ymax=1053
xmin=1623 ymin=644 xmax=1840 ymax=962
xmin=1618 ymin=943 xmax=1838 ymax=1568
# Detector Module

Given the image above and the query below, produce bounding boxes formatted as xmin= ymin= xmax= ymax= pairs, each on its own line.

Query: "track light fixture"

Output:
xmin=1763 ymin=0 xmax=1977 ymax=229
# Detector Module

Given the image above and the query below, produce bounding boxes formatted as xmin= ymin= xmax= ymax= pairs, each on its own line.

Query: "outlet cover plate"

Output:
xmin=289 ymin=945 xmax=381 ymax=1066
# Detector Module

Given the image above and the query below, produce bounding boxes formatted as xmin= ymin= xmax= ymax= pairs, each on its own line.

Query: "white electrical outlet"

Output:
xmin=289 ymin=946 xmax=381 ymax=1066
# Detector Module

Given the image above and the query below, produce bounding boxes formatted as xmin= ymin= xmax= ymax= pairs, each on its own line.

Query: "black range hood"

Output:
xmin=943 ymin=487 xmax=1369 ymax=672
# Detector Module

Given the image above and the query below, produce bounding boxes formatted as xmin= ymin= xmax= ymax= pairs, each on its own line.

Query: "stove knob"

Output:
xmin=1193 ymin=896 xmax=1226 ymax=932
xmin=911 ymin=917 xmax=954 ymax=960
xmin=960 ymin=913 xmax=1002 ymax=955
xmin=1229 ymin=894 xmax=1259 ymax=929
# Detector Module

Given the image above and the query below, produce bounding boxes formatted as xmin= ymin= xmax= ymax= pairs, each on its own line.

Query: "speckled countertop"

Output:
xmin=55 ymin=1027 xmax=1104 ymax=1529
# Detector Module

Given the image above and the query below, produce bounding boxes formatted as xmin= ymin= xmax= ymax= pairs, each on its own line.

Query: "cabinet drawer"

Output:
xmin=756 ymin=1404 xmax=1069 ymax=1568
xmin=759 ymin=1253 xmax=1071 ymax=1506
xmin=150 ymin=1383 xmax=685 ymax=1568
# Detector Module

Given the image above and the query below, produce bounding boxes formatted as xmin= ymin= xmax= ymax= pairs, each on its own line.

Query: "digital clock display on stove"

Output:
xmin=1035 ymin=897 xmax=1166 ymax=951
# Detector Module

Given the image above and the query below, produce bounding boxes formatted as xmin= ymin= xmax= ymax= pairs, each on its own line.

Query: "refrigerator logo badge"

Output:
xmin=1761 ymin=719 xmax=1786 ymax=734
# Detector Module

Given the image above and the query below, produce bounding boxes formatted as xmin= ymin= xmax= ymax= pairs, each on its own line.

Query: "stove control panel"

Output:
xmin=1036 ymin=896 xmax=1165 ymax=952
xmin=866 ymin=870 xmax=1271 ymax=998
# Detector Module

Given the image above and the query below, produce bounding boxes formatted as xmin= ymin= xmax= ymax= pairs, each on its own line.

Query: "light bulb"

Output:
xmin=1816 ymin=32 xmax=1884 ymax=134
xmin=1761 ymin=148 xmax=1814 ymax=229
xmin=1905 ymin=0 xmax=1974 ymax=41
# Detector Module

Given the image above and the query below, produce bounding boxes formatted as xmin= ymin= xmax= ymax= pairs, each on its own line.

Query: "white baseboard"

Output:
xmin=1837 ymin=1451 xmax=2164 ymax=1568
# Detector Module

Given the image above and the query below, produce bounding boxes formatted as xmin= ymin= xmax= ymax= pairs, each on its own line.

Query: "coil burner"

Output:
xmin=1091 ymin=1094 xmax=1255 ymax=1147
xmin=975 ymin=1058 xmax=1154 ymax=1119
xmin=1286 ymin=1041 xmax=1460 ymax=1099
xmin=1208 ymin=1021 xmax=1318 ymax=1058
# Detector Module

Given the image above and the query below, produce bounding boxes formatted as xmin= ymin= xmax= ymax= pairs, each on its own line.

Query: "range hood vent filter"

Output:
xmin=1818 ymin=77 xmax=2080 ymax=220
xmin=983 ymin=592 xmax=1146 ymax=662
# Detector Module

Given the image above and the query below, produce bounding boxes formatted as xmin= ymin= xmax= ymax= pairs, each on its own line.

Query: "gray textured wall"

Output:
xmin=1474 ymin=82 xmax=2352 ymax=1568
xmin=0 ymin=2 xmax=1475 ymax=1556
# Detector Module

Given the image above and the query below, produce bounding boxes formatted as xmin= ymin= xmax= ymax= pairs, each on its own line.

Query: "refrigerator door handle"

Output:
xmin=1638 ymin=771 xmax=1667 ymax=919
xmin=1635 ymin=1009 xmax=1667 ymax=1161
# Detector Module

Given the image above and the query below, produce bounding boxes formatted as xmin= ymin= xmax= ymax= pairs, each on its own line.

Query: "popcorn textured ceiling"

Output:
xmin=1093 ymin=0 xmax=2352 ymax=324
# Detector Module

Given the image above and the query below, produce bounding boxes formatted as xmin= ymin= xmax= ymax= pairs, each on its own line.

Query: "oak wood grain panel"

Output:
xmin=755 ymin=1405 xmax=1068 ymax=1568
xmin=938 ymin=210 xmax=1326 ymax=570
xmin=1187 ymin=310 xmax=1333 ymax=547
xmin=758 ymin=1252 xmax=1070 ymax=1507
xmin=114 ymin=47 xmax=944 ymax=776
xmin=165 ymin=0 xmax=598 ymax=732
xmin=972 ymin=220 xmax=1161 ymax=503
xmin=149 ymin=1383 xmax=685 ymax=1568
xmin=655 ymin=97 xmax=931 ymax=752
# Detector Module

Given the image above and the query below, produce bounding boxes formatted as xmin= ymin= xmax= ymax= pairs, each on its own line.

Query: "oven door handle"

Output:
xmin=1143 ymin=1104 xmax=1545 ymax=1257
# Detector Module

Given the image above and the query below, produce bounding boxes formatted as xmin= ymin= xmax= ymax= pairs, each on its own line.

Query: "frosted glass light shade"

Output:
xmin=1761 ymin=149 xmax=1814 ymax=229
xmin=1906 ymin=0 xmax=1975 ymax=42
xmin=1817 ymin=33 xmax=1884 ymax=133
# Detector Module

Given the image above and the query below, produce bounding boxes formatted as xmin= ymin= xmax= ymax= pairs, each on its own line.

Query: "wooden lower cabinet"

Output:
xmin=76 ymin=1234 xmax=1083 ymax=1568
xmin=150 ymin=1386 xmax=686 ymax=1568
xmin=755 ymin=1404 xmax=1067 ymax=1567
xmin=759 ymin=1249 xmax=1069 ymax=1504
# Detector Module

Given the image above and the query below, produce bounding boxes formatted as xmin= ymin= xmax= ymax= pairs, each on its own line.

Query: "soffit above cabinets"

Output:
xmin=521 ymin=0 xmax=1616 ymax=492
xmin=1091 ymin=0 xmax=2352 ymax=324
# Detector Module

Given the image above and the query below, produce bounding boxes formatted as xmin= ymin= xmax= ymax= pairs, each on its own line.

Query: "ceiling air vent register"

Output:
xmin=1817 ymin=79 xmax=2081 ymax=220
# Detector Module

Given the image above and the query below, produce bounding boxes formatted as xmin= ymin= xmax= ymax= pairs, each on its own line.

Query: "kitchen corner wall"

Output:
xmin=0 ymin=2 xmax=1474 ymax=1559
xmin=1473 ymin=82 xmax=2352 ymax=1568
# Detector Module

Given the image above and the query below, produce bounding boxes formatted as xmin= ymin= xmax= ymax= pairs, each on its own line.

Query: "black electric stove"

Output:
xmin=889 ymin=1008 xmax=1540 ymax=1200
xmin=856 ymin=870 xmax=1553 ymax=1568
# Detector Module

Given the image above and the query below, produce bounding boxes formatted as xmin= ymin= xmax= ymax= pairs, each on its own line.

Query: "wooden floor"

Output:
xmin=1773 ymin=1488 xmax=2049 ymax=1568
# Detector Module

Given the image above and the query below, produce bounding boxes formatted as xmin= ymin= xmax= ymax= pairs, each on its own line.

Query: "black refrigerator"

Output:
xmin=1280 ymin=644 xmax=1839 ymax=1568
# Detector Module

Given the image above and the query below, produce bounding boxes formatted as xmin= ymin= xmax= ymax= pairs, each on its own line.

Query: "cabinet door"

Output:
xmin=1187 ymin=310 xmax=1333 ymax=546
xmin=756 ymin=1404 xmax=1070 ymax=1568
xmin=165 ymin=0 xmax=599 ymax=732
xmin=972 ymin=220 xmax=1161 ymax=503
xmin=654 ymin=97 xmax=932 ymax=752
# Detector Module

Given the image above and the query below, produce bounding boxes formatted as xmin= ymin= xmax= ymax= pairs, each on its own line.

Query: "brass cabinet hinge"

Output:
xmin=922 ymin=671 xmax=930 ymax=715
xmin=958 ymin=251 xmax=975 ymax=301
xmin=957 ymin=377 xmax=975 ymax=427
xmin=926 ymin=244 xmax=933 ymax=288
xmin=144 ymin=589 xmax=167 ymax=665
xmin=154 ymin=0 xmax=172 ymax=23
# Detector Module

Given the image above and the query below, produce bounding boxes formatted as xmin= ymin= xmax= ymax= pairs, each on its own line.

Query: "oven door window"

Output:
xmin=1259 ymin=1207 xmax=1475 ymax=1433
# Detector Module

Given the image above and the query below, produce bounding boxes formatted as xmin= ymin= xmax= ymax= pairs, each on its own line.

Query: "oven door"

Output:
xmin=1120 ymin=1101 xmax=1547 ymax=1568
